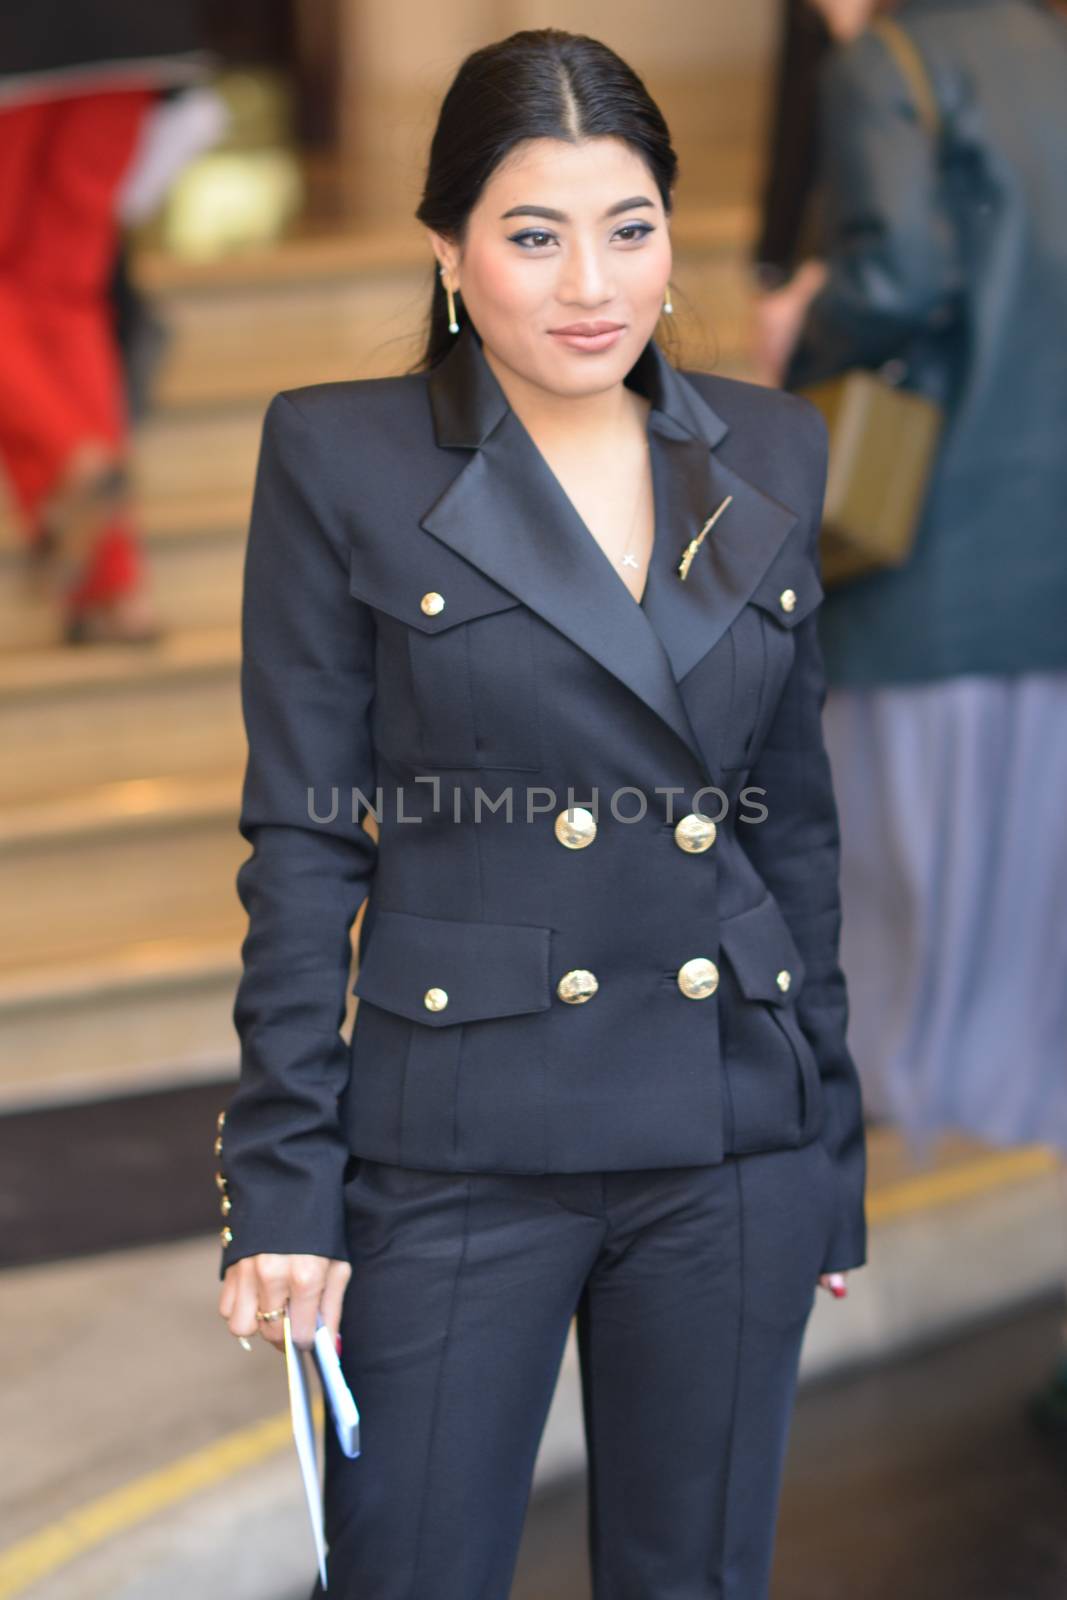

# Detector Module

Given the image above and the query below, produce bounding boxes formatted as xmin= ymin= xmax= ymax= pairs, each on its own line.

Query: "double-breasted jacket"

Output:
xmin=215 ymin=320 xmax=868 ymax=1281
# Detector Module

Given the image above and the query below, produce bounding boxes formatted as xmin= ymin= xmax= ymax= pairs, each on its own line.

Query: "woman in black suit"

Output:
xmin=217 ymin=27 xmax=868 ymax=1599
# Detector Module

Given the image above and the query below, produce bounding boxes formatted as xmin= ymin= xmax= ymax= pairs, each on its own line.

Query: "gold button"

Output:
xmin=424 ymin=986 xmax=449 ymax=1011
xmin=555 ymin=806 xmax=597 ymax=848
xmin=215 ymin=1171 xmax=227 ymax=1192
xmin=674 ymin=813 xmax=717 ymax=852
xmin=557 ymin=969 xmax=599 ymax=1004
xmin=216 ymin=1110 xmax=226 ymax=1132
xmin=220 ymin=1226 xmax=233 ymax=1246
xmin=776 ymin=969 xmax=792 ymax=993
xmin=420 ymin=591 xmax=445 ymax=616
xmin=220 ymin=1194 xmax=232 ymax=1216
xmin=213 ymin=1134 xmax=224 ymax=1157
xmin=779 ymin=588 xmax=797 ymax=613
xmin=677 ymin=957 xmax=720 ymax=999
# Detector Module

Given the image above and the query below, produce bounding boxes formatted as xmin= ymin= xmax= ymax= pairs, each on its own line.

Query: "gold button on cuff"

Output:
xmin=215 ymin=1171 xmax=227 ymax=1192
xmin=677 ymin=957 xmax=720 ymax=999
xmin=424 ymin=986 xmax=449 ymax=1011
xmin=216 ymin=1110 xmax=226 ymax=1132
xmin=779 ymin=588 xmax=797 ymax=613
xmin=220 ymin=1226 xmax=233 ymax=1246
xmin=557 ymin=969 xmax=599 ymax=1004
xmin=420 ymin=591 xmax=445 ymax=616
xmin=674 ymin=812 xmax=717 ymax=853
xmin=555 ymin=806 xmax=597 ymax=848
xmin=220 ymin=1195 xmax=232 ymax=1216
xmin=213 ymin=1134 xmax=224 ymax=1157
xmin=776 ymin=969 xmax=792 ymax=993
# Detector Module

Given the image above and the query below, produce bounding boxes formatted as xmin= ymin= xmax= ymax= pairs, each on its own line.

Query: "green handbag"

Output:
xmin=798 ymin=17 xmax=949 ymax=588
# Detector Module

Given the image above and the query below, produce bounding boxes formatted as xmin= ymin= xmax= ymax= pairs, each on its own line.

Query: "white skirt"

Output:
xmin=821 ymin=669 xmax=1067 ymax=1159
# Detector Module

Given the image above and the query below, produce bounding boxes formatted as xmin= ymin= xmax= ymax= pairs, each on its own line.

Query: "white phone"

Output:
xmin=311 ymin=1313 xmax=361 ymax=1459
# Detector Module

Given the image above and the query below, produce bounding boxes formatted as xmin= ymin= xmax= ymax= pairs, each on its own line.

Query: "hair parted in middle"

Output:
xmin=411 ymin=27 xmax=681 ymax=371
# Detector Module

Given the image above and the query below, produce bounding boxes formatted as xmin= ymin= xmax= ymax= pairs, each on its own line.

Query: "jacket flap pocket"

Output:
xmin=746 ymin=558 xmax=823 ymax=629
xmin=348 ymin=547 xmax=522 ymax=633
xmin=353 ymin=909 xmax=551 ymax=1025
xmin=718 ymin=892 xmax=806 ymax=1004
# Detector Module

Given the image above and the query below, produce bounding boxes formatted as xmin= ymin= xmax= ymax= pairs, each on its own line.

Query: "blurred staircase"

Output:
xmin=0 ymin=203 xmax=755 ymax=1123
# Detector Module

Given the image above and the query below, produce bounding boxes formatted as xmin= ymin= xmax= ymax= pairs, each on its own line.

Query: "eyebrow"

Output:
xmin=498 ymin=195 xmax=655 ymax=222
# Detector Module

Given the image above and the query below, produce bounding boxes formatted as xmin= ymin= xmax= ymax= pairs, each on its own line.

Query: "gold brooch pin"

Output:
xmin=677 ymin=495 xmax=733 ymax=580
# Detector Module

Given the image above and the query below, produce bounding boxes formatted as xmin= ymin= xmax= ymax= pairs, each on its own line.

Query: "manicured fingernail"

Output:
xmin=335 ymin=1334 xmax=343 ymax=1356
xmin=238 ymin=1336 xmax=253 ymax=1352
xmin=828 ymin=1274 xmax=847 ymax=1298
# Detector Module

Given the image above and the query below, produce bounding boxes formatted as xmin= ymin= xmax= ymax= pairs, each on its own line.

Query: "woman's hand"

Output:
xmin=218 ymin=1253 xmax=352 ymax=1354
xmin=749 ymin=258 xmax=829 ymax=387
xmin=817 ymin=1271 xmax=849 ymax=1300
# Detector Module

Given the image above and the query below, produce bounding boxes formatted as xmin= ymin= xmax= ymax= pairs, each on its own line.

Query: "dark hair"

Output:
xmin=411 ymin=27 xmax=680 ymax=371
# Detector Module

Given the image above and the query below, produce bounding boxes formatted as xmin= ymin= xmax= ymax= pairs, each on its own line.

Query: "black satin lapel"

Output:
xmin=419 ymin=322 xmax=800 ymax=784
xmin=640 ymin=422 xmax=802 ymax=685
xmin=418 ymin=408 xmax=708 ymax=776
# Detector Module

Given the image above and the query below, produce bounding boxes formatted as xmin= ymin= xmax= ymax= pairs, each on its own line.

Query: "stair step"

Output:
xmin=0 ymin=935 xmax=242 ymax=1110
xmin=0 ymin=488 xmax=250 ymax=553
xmin=0 ymin=482 xmax=252 ymax=648
xmin=133 ymin=409 xmax=264 ymax=501
xmin=0 ymin=626 xmax=242 ymax=803
xmin=0 ymin=773 xmax=246 ymax=967
xmin=0 ymin=527 xmax=246 ymax=652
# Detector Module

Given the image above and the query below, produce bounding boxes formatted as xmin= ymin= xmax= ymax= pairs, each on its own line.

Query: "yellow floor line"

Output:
xmin=0 ymin=1397 xmax=323 ymax=1599
xmin=868 ymin=1145 xmax=1062 ymax=1224
xmin=2 ymin=1146 xmax=1061 ymax=1595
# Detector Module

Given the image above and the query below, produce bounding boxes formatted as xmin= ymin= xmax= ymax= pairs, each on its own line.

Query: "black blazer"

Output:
xmin=215 ymin=321 xmax=868 ymax=1282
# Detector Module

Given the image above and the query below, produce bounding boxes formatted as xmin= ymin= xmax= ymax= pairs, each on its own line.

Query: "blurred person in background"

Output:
xmin=750 ymin=0 xmax=834 ymax=299
xmin=0 ymin=2 xmax=210 ymax=645
xmin=752 ymin=0 xmax=1067 ymax=1438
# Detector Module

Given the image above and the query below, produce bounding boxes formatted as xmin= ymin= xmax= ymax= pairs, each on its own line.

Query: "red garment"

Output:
xmin=0 ymin=87 xmax=155 ymax=606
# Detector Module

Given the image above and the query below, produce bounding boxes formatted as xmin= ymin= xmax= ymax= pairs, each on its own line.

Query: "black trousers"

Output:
xmin=312 ymin=1137 xmax=835 ymax=1600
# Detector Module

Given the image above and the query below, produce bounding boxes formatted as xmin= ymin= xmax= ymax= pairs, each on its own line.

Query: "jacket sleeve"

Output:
xmin=785 ymin=29 xmax=964 ymax=388
xmin=738 ymin=395 xmax=868 ymax=1274
xmin=217 ymin=391 xmax=379 ymax=1281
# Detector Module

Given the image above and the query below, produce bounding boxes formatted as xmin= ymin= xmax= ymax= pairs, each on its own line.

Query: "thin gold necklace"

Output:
xmin=616 ymin=441 xmax=651 ymax=572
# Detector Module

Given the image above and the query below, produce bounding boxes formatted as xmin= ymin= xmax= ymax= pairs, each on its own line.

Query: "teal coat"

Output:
xmin=785 ymin=0 xmax=1067 ymax=687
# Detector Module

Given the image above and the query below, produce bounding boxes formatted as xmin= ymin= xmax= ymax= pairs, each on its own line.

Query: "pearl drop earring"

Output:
xmin=440 ymin=266 xmax=460 ymax=334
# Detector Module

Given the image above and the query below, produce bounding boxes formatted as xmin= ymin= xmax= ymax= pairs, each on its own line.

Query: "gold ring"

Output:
xmin=256 ymin=1307 xmax=286 ymax=1322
